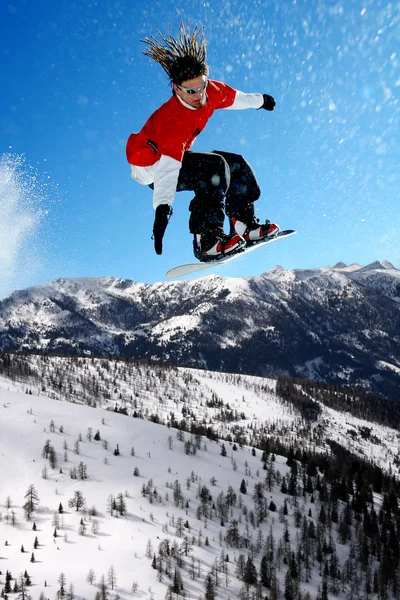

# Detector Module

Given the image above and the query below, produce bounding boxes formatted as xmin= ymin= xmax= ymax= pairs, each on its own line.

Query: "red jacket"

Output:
xmin=126 ymin=79 xmax=236 ymax=166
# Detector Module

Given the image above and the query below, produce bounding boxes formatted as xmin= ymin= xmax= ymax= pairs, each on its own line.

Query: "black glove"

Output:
xmin=152 ymin=204 xmax=172 ymax=255
xmin=259 ymin=94 xmax=276 ymax=111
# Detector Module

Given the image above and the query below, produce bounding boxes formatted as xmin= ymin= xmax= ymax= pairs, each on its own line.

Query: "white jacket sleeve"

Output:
xmin=152 ymin=154 xmax=182 ymax=209
xmin=225 ymin=90 xmax=264 ymax=110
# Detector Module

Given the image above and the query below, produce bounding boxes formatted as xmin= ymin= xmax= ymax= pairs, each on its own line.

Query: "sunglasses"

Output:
xmin=176 ymin=80 xmax=208 ymax=95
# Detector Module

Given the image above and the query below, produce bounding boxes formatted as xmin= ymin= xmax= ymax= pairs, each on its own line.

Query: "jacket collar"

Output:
xmin=175 ymin=93 xmax=207 ymax=110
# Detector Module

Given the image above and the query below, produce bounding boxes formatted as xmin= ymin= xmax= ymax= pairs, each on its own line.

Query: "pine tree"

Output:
xmin=260 ymin=554 xmax=270 ymax=587
xmin=78 ymin=518 xmax=86 ymax=536
xmin=68 ymin=490 xmax=86 ymax=512
xmin=269 ymin=568 xmax=280 ymax=600
xmin=288 ymin=464 xmax=298 ymax=496
xmin=48 ymin=446 xmax=58 ymax=469
xmin=23 ymin=484 xmax=39 ymax=520
xmin=240 ymin=479 xmax=247 ymax=494
xmin=42 ymin=439 xmax=51 ymax=458
xmin=58 ymin=573 xmax=67 ymax=599
xmin=115 ymin=492 xmax=127 ymax=516
xmin=4 ymin=570 xmax=12 ymax=594
xmin=243 ymin=556 xmax=257 ymax=586
xmin=253 ymin=481 xmax=267 ymax=524
xmin=204 ymin=573 xmax=215 ymax=600
xmin=226 ymin=519 xmax=240 ymax=548
xmin=171 ymin=568 xmax=183 ymax=593
xmin=284 ymin=569 xmax=294 ymax=600
xmin=175 ymin=517 xmax=185 ymax=537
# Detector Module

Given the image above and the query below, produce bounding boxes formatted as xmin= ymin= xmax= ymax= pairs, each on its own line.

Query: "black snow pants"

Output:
xmin=175 ymin=150 xmax=261 ymax=234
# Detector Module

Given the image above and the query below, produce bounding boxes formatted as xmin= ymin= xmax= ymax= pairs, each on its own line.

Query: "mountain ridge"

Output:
xmin=0 ymin=261 xmax=399 ymax=400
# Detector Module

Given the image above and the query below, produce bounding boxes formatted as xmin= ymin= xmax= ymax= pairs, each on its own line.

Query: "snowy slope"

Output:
xmin=1 ymin=354 xmax=400 ymax=480
xmin=1 ymin=385 xmax=294 ymax=600
xmin=1 ymin=361 xmax=400 ymax=600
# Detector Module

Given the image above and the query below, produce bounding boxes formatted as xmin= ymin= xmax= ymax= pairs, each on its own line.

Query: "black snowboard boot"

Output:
xmin=193 ymin=227 xmax=245 ymax=262
xmin=230 ymin=216 xmax=279 ymax=245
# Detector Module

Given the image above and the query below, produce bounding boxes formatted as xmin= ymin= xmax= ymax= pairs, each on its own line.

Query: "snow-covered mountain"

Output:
xmin=0 ymin=261 xmax=399 ymax=400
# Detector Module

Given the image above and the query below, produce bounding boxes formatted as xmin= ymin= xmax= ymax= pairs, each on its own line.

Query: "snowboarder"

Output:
xmin=126 ymin=22 xmax=279 ymax=262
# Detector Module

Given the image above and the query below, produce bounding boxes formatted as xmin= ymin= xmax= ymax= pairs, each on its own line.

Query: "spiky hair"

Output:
xmin=141 ymin=22 xmax=208 ymax=84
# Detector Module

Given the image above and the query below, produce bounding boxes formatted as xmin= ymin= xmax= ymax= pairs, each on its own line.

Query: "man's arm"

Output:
xmin=225 ymin=90 xmax=264 ymax=110
xmin=152 ymin=154 xmax=181 ymax=209
xmin=151 ymin=154 xmax=181 ymax=255
xmin=225 ymin=90 xmax=276 ymax=111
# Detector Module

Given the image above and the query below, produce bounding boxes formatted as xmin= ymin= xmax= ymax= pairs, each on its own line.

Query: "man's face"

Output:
xmin=173 ymin=75 xmax=208 ymax=109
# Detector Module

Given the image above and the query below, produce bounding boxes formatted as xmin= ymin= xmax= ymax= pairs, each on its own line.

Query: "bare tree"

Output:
xmin=108 ymin=565 xmax=117 ymax=590
xmin=68 ymin=490 xmax=86 ymax=512
xmin=99 ymin=574 xmax=109 ymax=600
xmin=86 ymin=568 xmax=96 ymax=585
xmin=17 ymin=574 xmax=28 ymax=600
xmin=146 ymin=538 xmax=153 ymax=559
xmin=67 ymin=583 xmax=75 ymax=600
xmin=131 ymin=581 xmax=139 ymax=594
xmin=58 ymin=572 xmax=67 ymax=599
xmin=91 ymin=519 xmax=99 ymax=535
xmin=77 ymin=461 xmax=88 ymax=480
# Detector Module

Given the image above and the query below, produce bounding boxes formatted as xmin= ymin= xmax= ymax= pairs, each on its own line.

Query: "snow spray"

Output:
xmin=0 ymin=153 xmax=52 ymax=298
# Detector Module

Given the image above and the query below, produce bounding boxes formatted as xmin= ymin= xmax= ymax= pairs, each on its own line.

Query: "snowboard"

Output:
xmin=166 ymin=229 xmax=297 ymax=279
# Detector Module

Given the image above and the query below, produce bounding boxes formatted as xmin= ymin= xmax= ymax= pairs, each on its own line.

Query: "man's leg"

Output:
xmin=177 ymin=151 xmax=229 ymax=233
xmin=212 ymin=150 xmax=279 ymax=243
xmin=211 ymin=150 xmax=260 ymax=219
xmin=177 ymin=151 xmax=245 ymax=260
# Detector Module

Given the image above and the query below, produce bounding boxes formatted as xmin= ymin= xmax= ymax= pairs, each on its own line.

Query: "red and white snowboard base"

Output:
xmin=166 ymin=229 xmax=297 ymax=279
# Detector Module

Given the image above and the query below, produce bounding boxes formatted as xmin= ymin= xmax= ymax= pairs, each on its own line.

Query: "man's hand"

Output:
xmin=259 ymin=94 xmax=276 ymax=111
xmin=152 ymin=204 xmax=173 ymax=255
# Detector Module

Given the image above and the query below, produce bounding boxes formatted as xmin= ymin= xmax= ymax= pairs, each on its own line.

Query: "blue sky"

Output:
xmin=1 ymin=0 xmax=399 ymax=298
